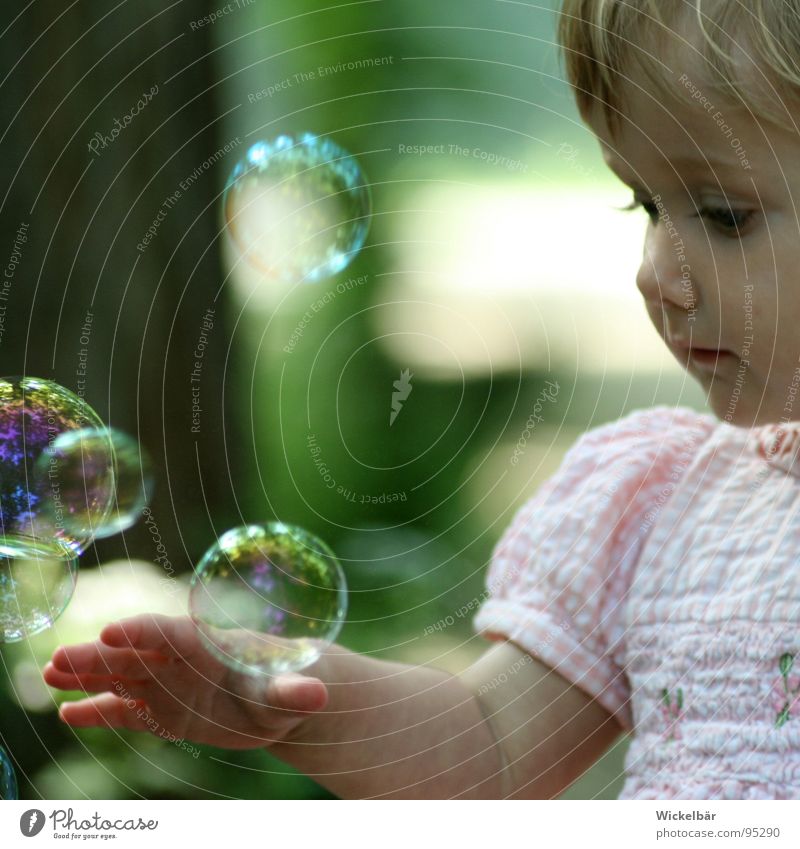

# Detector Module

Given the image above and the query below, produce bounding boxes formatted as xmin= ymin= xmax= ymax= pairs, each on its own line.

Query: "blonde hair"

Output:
xmin=558 ymin=0 xmax=800 ymax=131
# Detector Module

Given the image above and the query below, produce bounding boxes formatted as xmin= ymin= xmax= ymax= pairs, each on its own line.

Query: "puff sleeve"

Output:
xmin=472 ymin=405 xmax=717 ymax=731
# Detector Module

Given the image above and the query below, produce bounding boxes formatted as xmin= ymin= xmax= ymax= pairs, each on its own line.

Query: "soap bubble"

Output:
xmin=95 ymin=429 xmax=154 ymax=536
xmin=0 ymin=376 xmax=109 ymax=555
xmin=0 ymin=745 xmax=17 ymax=799
xmin=189 ymin=523 xmax=347 ymax=676
xmin=223 ymin=134 xmax=371 ymax=283
xmin=36 ymin=428 xmax=154 ymax=540
xmin=0 ymin=536 xmax=77 ymax=642
xmin=33 ymin=428 xmax=114 ymax=546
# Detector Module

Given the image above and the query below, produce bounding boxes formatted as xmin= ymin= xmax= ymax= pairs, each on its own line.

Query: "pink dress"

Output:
xmin=473 ymin=405 xmax=800 ymax=799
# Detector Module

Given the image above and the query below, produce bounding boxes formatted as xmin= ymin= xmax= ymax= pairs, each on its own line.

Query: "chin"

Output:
xmin=705 ymin=390 xmax=780 ymax=429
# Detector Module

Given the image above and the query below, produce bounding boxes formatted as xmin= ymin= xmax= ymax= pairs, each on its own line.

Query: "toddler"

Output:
xmin=45 ymin=0 xmax=800 ymax=799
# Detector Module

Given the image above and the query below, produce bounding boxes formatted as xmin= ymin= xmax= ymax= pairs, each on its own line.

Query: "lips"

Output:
xmin=667 ymin=338 xmax=736 ymax=368
xmin=677 ymin=345 xmax=737 ymax=368
xmin=687 ymin=348 xmax=726 ymax=365
xmin=668 ymin=339 xmax=721 ymax=354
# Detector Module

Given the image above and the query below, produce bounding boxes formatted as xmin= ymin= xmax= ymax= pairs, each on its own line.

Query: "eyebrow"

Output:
xmin=602 ymin=150 xmax=748 ymax=194
xmin=664 ymin=153 xmax=746 ymax=176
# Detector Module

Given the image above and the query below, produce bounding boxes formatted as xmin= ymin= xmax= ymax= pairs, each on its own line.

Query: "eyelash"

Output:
xmin=622 ymin=197 xmax=755 ymax=236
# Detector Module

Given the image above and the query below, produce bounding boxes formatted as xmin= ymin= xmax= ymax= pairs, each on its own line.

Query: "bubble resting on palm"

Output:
xmin=189 ymin=523 xmax=348 ymax=676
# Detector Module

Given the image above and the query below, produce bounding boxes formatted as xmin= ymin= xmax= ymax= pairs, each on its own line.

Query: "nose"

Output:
xmin=636 ymin=224 xmax=696 ymax=314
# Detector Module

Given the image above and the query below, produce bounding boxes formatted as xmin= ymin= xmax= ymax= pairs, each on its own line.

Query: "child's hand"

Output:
xmin=43 ymin=613 xmax=329 ymax=750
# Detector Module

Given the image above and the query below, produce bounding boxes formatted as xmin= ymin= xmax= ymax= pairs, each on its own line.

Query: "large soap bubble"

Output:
xmin=223 ymin=134 xmax=371 ymax=283
xmin=0 ymin=745 xmax=17 ymax=799
xmin=0 ymin=378 xmax=154 ymax=642
xmin=0 ymin=377 xmax=111 ymax=555
xmin=189 ymin=522 xmax=347 ymax=676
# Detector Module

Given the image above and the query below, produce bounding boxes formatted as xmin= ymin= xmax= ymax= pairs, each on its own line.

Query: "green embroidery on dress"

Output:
xmin=774 ymin=653 xmax=800 ymax=729
xmin=661 ymin=687 xmax=684 ymax=740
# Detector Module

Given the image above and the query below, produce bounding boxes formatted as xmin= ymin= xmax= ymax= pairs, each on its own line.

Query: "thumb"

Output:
xmin=267 ymin=672 xmax=329 ymax=714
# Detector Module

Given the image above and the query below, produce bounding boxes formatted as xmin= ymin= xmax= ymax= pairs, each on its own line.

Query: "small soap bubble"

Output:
xmin=0 ymin=376 xmax=108 ymax=555
xmin=189 ymin=522 xmax=347 ymax=676
xmin=223 ymin=134 xmax=371 ymax=283
xmin=0 ymin=745 xmax=17 ymax=800
xmin=38 ymin=428 xmax=155 ymax=540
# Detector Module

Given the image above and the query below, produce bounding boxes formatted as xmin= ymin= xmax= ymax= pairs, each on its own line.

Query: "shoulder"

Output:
xmin=492 ymin=406 xmax=718 ymax=572
xmin=565 ymin=405 xmax=718 ymax=459
xmin=548 ymin=405 xmax=717 ymax=492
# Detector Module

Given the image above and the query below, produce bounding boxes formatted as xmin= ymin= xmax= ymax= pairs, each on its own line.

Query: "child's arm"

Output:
xmin=271 ymin=638 xmax=623 ymax=799
xmin=44 ymin=614 xmax=623 ymax=799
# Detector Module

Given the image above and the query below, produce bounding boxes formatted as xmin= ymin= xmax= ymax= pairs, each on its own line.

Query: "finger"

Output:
xmin=59 ymin=693 xmax=152 ymax=731
xmin=100 ymin=614 xmax=199 ymax=658
xmin=265 ymin=673 xmax=328 ymax=714
xmin=43 ymin=663 xmax=147 ymax=696
xmin=44 ymin=663 xmax=109 ymax=693
xmin=51 ymin=642 xmax=167 ymax=677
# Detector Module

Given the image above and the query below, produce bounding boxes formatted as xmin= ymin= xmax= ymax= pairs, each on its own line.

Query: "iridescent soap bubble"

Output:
xmin=33 ymin=428 xmax=114 ymax=547
xmin=0 ymin=376 xmax=109 ymax=555
xmin=36 ymin=428 xmax=154 ymax=540
xmin=0 ymin=745 xmax=17 ymax=800
xmin=0 ymin=378 xmax=111 ymax=642
xmin=189 ymin=523 xmax=347 ymax=676
xmin=223 ymin=134 xmax=371 ymax=283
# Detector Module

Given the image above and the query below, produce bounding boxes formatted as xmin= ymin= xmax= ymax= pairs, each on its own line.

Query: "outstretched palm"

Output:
xmin=44 ymin=613 xmax=328 ymax=750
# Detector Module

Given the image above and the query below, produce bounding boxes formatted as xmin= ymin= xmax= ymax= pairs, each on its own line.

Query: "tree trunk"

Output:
xmin=0 ymin=1 xmax=240 ymax=569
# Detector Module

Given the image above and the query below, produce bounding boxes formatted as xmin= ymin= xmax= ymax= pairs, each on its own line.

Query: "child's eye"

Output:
xmin=621 ymin=196 xmax=660 ymax=224
xmin=621 ymin=196 xmax=755 ymax=237
xmin=698 ymin=206 xmax=755 ymax=235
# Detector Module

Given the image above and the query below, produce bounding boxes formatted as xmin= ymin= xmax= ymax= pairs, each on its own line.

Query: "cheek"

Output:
xmin=738 ymin=287 xmax=771 ymax=344
xmin=765 ymin=295 xmax=797 ymax=345
xmin=644 ymin=300 xmax=665 ymax=332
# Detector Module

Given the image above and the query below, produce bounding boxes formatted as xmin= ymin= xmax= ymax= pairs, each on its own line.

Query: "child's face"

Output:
xmin=586 ymin=63 xmax=800 ymax=427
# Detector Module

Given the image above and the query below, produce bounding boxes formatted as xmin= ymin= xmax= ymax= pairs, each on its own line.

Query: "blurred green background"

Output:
xmin=0 ymin=0 xmax=709 ymax=800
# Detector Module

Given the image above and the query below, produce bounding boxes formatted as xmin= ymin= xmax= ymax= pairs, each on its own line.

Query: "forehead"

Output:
xmin=583 ymin=20 xmax=800 ymax=188
xmin=586 ymin=68 xmax=797 ymax=190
